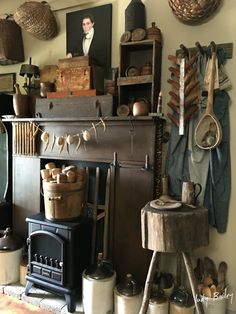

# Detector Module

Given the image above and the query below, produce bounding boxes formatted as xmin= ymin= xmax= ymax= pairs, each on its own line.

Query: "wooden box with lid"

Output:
xmin=56 ymin=56 xmax=104 ymax=94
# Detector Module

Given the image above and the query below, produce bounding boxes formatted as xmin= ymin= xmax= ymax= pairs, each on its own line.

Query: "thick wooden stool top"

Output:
xmin=141 ymin=203 xmax=209 ymax=252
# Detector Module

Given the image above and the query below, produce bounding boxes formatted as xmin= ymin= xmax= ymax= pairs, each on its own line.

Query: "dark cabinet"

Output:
xmin=118 ymin=39 xmax=162 ymax=112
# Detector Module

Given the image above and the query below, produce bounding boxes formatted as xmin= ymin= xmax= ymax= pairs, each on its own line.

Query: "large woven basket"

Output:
xmin=14 ymin=1 xmax=58 ymax=40
xmin=0 ymin=17 xmax=24 ymax=65
xmin=168 ymin=0 xmax=222 ymax=23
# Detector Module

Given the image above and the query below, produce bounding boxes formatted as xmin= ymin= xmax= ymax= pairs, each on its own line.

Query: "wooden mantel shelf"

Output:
xmin=6 ymin=115 xmax=165 ymax=165
xmin=3 ymin=115 xmax=165 ymax=123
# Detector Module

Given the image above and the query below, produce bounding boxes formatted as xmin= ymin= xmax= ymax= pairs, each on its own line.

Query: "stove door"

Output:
xmin=28 ymin=230 xmax=65 ymax=285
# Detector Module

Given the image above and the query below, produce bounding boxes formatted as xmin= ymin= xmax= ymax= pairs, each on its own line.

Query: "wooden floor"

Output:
xmin=0 ymin=294 xmax=51 ymax=314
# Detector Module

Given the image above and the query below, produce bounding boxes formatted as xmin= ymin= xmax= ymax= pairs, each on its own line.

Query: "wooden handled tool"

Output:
xmin=195 ymin=44 xmax=222 ymax=149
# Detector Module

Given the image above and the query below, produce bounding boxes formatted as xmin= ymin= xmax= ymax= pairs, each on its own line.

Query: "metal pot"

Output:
xmin=0 ymin=228 xmax=23 ymax=284
xmin=13 ymin=94 xmax=30 ymax=117
xmin=132 ymin=98 xmax=150 ymax=116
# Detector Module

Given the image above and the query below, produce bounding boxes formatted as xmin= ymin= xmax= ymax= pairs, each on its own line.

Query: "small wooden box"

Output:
xmin=56 ymin=66 xmax=91 ymax=91
xmin=56 ymin=65 xmax=104 ymax=94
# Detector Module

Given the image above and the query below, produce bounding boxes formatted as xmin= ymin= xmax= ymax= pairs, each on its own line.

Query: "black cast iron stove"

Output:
xmin=25 ymin=213 xmax=92 ymax=313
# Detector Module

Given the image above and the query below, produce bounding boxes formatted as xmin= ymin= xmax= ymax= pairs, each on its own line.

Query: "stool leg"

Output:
xmin=139 ymin=251 xmax=159 ymax=314
xmin=182 ymin=252 xmax=205 ymax=314
xmin=176 ymin=252 xmax=183 ymax=286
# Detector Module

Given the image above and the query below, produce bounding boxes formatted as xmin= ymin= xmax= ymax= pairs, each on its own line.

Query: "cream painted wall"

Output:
xmin=0 ymin=0 xmax=235 ymax=310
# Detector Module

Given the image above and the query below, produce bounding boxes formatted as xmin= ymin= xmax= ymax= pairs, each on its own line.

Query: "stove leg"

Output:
xmin=25 ymin=280 xmax=34 ymax=296
xmin=65 ymin=293 xmax=76 ymax=313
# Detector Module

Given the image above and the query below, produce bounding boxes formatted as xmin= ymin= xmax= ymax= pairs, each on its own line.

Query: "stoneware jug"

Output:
xmin=82 ymin=253 xmax=116 ymax=314
xmin=169 ymin=287 xmax=195 ymax=314
xmin=147 ymin=289 xmax=169 ymax=314
xmin=114 ymin=273 xmax=143 ymax=314
xmin=0 ymin=228 xmax=23 ymax=284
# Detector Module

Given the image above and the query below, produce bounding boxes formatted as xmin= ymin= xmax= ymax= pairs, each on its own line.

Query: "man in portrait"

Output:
xmin=81 ymin=15 xmax=95 ymax=56
xmin=66 ymin=4 xmax=112 ymax=72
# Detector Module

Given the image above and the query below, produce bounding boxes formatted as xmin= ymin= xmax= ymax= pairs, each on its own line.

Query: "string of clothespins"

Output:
xmin=29 ymin=117 xmax=107 ymax=153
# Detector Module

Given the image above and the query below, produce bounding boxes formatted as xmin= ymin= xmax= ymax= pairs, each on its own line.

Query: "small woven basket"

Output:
xmin=168 ymin=0 xmax=222 ymax=23
xmin=14 ymin=1 xmax=58 ymax=40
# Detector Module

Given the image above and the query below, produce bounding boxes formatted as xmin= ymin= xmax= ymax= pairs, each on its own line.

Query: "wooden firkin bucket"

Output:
xmin=43 ymin=181 xmax=85 ymax=221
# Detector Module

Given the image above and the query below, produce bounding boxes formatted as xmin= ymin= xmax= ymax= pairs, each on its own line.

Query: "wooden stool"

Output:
xmin=139 ymin=203 xmax=209 ymax=314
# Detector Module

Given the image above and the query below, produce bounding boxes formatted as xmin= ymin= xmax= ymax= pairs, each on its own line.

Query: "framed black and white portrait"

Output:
xmin=66 ymin=4 xmax=112 ymax=72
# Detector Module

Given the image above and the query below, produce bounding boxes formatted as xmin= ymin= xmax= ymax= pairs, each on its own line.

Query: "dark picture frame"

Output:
xmin=0 ymin=73 xmax=16 ymax=93
xmin=66 ymin=4 xmax=112 ymax=71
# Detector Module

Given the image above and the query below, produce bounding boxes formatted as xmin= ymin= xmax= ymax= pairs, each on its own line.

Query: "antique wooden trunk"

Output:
xmin=35 ymin=95 xmax=114 ymax=118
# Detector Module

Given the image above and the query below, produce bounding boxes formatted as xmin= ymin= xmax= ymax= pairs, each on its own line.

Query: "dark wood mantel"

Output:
xmin=8 ymin=115 xmax=163 ymax=164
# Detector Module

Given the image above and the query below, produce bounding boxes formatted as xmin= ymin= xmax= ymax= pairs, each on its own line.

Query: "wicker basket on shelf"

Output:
xmin=14 ymin=1 xmax=58 ymax=40
xmin=168 ymin=0 xmax=222 ymax=23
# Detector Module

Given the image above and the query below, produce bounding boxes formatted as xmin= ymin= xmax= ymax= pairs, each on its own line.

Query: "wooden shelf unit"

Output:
xmin=118 ymin=39 xmax=162 ymax=112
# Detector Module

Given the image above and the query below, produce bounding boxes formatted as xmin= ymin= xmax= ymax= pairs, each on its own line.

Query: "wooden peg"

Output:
xmin=195 ymin=41 xmax=204 ymax=54
xmin=180 ymin=44 xmax=189 ymax=59
xmin=167 ymin=113 xmax=179 ymax=127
